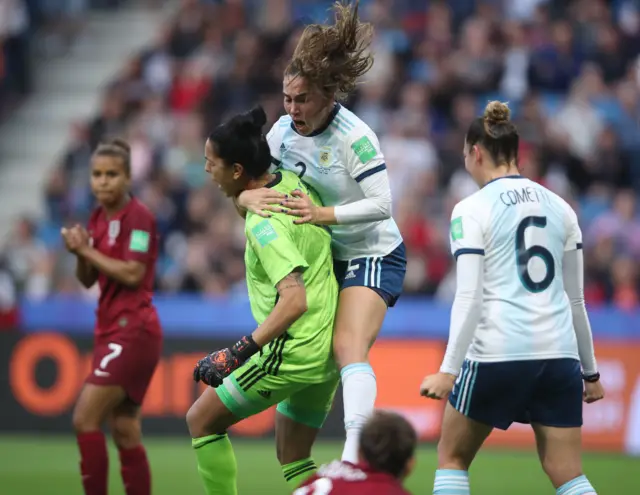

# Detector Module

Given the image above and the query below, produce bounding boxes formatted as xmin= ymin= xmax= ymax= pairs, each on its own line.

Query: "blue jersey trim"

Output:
xmin=454 ymin=248 xmax=485 ymax=260
xmin=355 ymin=163 xmax=387 ymax=183
xmin=271 ymin=156 xmax=282 ymax=167
xmin=483 ymin=174 xmax=526 ymax=188
xmin=576 ymin=242 xmax=583 ymax=249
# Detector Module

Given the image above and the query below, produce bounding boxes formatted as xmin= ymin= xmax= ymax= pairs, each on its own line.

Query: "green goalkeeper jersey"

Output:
xmin=244 ymin=170 xmax=338 ymax=383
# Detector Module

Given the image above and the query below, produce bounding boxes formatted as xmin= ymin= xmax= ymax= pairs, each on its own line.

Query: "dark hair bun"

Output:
xmin=249 ymin=106 xmax=267 ymax=128
xmin=109 ymin=138 xmax=131 ymax=154
xmin=235 ymin=106 xmax=267 ymax=137
xmin=483 ymin=100 xmax=511 ymax=125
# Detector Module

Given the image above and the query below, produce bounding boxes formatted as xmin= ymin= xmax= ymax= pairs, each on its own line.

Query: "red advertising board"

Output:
xmin=2 ymin=333 xmax=639 ymax=454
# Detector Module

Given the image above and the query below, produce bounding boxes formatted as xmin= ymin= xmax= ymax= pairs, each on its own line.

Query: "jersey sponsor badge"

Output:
xmin=351 ymin=136 xmax=377 ymax=164
xmin=108 ymin=220 xmax=120 ymax=246
xmin=129 ymin=230 xmax=150 ymax=253
xmin=251 ymin=219 xmax=278 ymax=247
xmin=451 ymin=217 xmax=464 ymax=241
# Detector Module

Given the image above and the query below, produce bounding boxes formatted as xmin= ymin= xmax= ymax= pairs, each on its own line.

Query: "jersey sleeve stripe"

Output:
xmin=271 ymin=156 xmax=282 ymax=166
xmin=454 ymin=248 xmax=485 ymax=260
xmin=354 ymin=163 xmax=386 ymax=183
xmin=576 ymin=242 xmax=583 ymax=249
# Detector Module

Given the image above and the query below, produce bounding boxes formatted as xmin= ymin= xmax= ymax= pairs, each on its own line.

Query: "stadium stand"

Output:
xmin=1 ymin=0 xmax=639 ymax=310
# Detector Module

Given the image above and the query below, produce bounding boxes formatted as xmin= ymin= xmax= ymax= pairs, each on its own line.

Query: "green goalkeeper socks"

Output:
xmin=282 ymin=457 xmax=317 ymax=489
xmin=192 ymin=433 xmax=237 ymax=495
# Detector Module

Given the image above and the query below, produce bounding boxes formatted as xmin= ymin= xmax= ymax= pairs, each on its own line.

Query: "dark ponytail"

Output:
xmin=207 ymin=105 xmax=272 ymax=179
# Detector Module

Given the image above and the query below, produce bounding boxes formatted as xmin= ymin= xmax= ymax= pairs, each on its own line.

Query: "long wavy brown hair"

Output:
xmin=285 ymin=1 xmax=374 ymax=101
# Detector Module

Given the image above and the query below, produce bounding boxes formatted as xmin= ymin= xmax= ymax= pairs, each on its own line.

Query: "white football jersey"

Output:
xmin=266 ymin=104 xmax=403 ymax=260
xmin=450 ymin=176 xmax=582 ymax=362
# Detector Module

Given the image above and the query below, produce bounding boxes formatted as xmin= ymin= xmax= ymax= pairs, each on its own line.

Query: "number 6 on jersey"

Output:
xmin=516 ymin=216 xmax=555 ymax=293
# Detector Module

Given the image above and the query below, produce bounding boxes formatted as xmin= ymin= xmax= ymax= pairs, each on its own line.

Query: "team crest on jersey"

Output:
xmin=108 ymin=220 xmax=120 ymax=246
xmin=318 ymin=146 xmax=332 ymax=174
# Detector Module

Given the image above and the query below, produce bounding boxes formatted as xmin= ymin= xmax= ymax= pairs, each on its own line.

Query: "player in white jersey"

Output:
xmin=234 ymin=1 xmax=406 ymax=464
xmin=420 ymin=101 xmax=605 ymax=495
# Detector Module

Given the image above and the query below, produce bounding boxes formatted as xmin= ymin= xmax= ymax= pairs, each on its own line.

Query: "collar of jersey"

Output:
xmin=264 ymin=171 xmax=283 ymax=189
xmin=290 ymin=103 xmax=341 ymax=137
xmin=483 ymin=174 xmax=525 ymax=188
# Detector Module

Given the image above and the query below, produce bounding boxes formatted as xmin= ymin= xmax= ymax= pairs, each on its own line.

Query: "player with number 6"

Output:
xmin=61 ymin=138 xmax=162 ymax=495
xmin=419 ymin=101 xmax=604 ymax=495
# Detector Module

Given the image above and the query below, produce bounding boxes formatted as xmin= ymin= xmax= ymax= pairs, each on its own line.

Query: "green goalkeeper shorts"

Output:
xmin=216 ymin=356 xmax=339 ymax=429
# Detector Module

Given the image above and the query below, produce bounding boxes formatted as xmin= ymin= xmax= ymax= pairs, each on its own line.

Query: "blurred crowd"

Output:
xmin=0 ymin=0 xmax=138 ymax=117
xmin=2 ymin=0 xmax=640 ymax=311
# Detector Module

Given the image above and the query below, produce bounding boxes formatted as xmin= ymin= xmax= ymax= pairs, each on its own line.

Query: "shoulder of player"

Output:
xmin=341 ymin=112 xmax=379 ymax=147
xmin=125 ymin=198 xmax=156 ymax=225
xmin=267 ymin=115 xmax=292 ymax=138
xmin=452 ymin=192 xmax=485 ymax=220
xmin=245 ymin=212 xmax=290 ymax=236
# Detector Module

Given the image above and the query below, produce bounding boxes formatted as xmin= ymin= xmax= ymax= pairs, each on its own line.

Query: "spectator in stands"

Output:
xmin=0 ymin=0 xmax=31 ymax=108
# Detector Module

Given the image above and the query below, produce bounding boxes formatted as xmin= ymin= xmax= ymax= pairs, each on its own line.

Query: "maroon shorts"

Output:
xmin=86 ymin=326 xmax=162 ymax=404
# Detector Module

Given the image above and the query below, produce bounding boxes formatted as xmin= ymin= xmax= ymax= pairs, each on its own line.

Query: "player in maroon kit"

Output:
xmin=61 ymin=138 xmax=162 ymax=495
xmin=294 ymin=410 xmax=417 ymax=494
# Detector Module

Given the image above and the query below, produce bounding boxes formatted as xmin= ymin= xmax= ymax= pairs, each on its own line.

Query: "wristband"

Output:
xmin=231 ymin=335 xmax=260 ymax=362
xmin=582 ymin=372 xmax=600 ymax=383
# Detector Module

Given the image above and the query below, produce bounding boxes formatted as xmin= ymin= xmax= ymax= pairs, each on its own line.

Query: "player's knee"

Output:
xmin=541 ymin=458 xmax=582 ymax=488
xmin=276 ymin=441 xmax=311 ymax=466
xmin=186 ymin=403 xmax=220 ymax=438
xmin=110 ymin=416 xmax=141 ymax=450
xmin=436 ymin=438 xmax=472 ymax=471
xmin=72 ymin=405 xmax=100 ymax=434
xmin=186 ymin=404 xmax=203 ymax=438
xmin=333 ymin=336 xmax=368 ymax=369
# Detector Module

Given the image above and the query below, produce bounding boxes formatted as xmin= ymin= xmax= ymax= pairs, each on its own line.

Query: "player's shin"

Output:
xmin=433 ymin=469 xmax=470 ymax=495
xmin=282 ymin=458 xmax=317 ymax=489
xmin=119 ymin=445 xmax=151 ymax=495
xmin=77 ymin=431 xmax=109 ymax=495
xmin=340 ymin=363 xmax=377 ymax=463
xmin=192 ymin=433 xmax=238 ymax=495
xmin=556 ymin=475 xmax=597 ymax=495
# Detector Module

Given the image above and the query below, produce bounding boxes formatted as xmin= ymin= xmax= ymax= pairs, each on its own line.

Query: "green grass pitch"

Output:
xmin=0 ymin=435 xmax=636 ymax=493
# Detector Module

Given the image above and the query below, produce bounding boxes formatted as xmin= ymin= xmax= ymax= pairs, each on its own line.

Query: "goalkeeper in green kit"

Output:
xmin=187 ymin=105 xmax=339 ymax=495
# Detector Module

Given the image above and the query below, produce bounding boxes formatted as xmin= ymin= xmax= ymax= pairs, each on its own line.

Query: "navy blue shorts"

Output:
xmin=449 ymin=358 xmax=583 ymax=430
xmin=333 ymin=243 xmax=407 ymax=307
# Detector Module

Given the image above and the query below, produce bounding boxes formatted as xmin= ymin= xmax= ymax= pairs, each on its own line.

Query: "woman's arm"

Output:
xmin=251 ymin=269 xmax=308 ymax=346
xmin=77 ymin=244 xmax=146 ymax=288
xmin=439 ymin=254 xmax=484 ymax=376
xmin=75 ymin=256 xmax=98 ymax=288
xmin=562 ymin=248 xmax=598 ymax=375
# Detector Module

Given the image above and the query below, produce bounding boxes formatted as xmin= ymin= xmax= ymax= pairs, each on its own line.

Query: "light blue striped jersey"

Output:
xmin=450 ymin=176 xmax=582 ymax=362
xmin=266 ymin=104 xmax=403 ymax=261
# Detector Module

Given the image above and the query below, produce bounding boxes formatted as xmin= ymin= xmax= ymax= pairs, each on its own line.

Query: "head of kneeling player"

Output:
xmin=358 ymin=409 xmax=417 ymax=480
xmin=295 ymin=410 xmax=417 ymax=494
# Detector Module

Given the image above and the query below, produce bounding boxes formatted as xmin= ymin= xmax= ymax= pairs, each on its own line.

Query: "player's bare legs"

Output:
xmin=333 ymin=286 xmax=388 ymax=463
xmin=73 ymin=384 xmax=127 ymax=495
xmin=275 ymin=412 xmax=320 ymax=488
xmin=187 ymin=387 xmax=241 ymax=495
xmin=532 ymin=424 xmax=596 ymax=494
xmin=434 ymin=402 xmax=492 ymax=494
xmin=109 ymin=400 xmax=151 ymax=495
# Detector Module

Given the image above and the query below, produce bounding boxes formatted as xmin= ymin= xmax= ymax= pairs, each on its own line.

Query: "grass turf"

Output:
xmin=0 ymin=435 xmax=636 ymax=494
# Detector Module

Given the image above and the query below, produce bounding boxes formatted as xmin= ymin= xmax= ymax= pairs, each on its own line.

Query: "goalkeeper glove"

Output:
xmin=193 ymin=335 xmax=260 ymax=387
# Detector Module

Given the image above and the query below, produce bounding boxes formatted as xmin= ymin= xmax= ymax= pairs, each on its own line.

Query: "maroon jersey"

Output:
xmin=295 ymin=461 xmax=411 ymax=495
xmin=87 ymin=197 xmax=160 ymax=336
